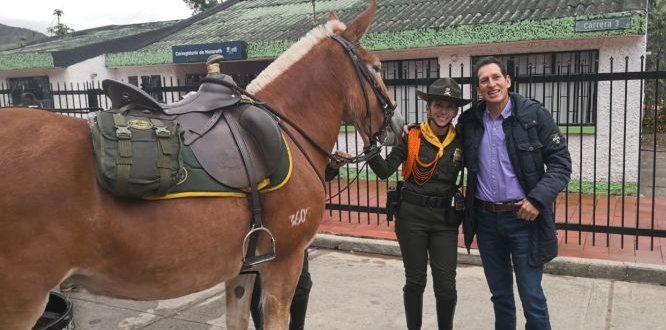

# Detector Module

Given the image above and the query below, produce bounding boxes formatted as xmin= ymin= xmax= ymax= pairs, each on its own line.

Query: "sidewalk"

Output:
xmin=63 ymin=242 xmax=666 ymax=329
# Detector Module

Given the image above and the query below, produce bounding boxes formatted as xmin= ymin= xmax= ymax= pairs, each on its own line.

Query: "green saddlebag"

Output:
xmin=90 ymin=111 xmax=183 ymax=198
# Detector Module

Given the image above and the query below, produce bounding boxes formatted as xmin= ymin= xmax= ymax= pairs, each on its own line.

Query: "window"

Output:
xmin=127 ymin=75 xmax=163 ymax=101
xmin=7 ymin=76 xmax=52 ymax=108
xmin=185 ymin=73 xmax=205 ymax=86
xmin=382 ymin=58 xmax=439 ymax=124
xmin=472 ymin=51 xmax=598 ymax=126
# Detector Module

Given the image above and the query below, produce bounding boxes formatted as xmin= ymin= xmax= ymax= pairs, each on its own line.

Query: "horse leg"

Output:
xmin=0 ymin=289 xmax=49 ymax=330
xmin=259 ymin=250 xmax=305 ymax=330
xmin=225 ymin=273 xmax=257 ymax=330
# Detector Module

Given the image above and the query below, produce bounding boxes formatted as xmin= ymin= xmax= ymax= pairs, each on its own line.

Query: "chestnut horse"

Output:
xmin=0 ymin=1 xmax=400 ymax=329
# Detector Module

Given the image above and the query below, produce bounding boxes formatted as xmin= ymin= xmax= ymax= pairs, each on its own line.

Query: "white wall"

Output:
xmin=375 ymin=35 xmax=647 ymax=183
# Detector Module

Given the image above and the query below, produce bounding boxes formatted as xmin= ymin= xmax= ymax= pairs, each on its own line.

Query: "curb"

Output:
xmin=312 ymin=233 xmax=666 ymax=286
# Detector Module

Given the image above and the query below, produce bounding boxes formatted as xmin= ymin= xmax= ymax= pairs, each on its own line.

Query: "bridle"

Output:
xmin=329 ymin=34 xmax=396 ymax=164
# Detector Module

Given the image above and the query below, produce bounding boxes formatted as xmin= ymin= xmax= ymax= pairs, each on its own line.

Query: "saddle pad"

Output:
xmin=147 ymin=133 xmax=292 ymax=199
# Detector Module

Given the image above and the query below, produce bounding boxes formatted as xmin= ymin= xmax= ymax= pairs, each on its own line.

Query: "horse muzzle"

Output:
xmin=378 ymin=109 xmax=404 ymax=147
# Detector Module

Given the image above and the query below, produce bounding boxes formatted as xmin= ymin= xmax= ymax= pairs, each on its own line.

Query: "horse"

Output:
xmin=0 ymin=1 xmax=401 ymax=329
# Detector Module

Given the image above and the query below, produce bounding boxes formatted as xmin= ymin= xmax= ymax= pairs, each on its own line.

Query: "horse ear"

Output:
xmin=341 ymin=0 xmax=377 ymax=43
xmin=328 ymin=11 xmax=339 ymax=21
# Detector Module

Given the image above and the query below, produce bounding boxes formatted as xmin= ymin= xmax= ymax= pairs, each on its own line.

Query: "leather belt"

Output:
xmin=476 ymin=198 xmax=519 ymax=213
xmin=401 ymin=189 xmax=451 ymax=208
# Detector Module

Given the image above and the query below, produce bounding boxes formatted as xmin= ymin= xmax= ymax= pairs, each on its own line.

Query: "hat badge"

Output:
xmin=443 ymin=87 xmax=452 ymax=96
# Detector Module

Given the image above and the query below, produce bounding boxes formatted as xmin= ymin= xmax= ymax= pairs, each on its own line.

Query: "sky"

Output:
xmin=0 ymin=0 xmax=194 ymax=34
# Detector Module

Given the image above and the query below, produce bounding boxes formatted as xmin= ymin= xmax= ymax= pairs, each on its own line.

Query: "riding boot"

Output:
xmin=403 ymin=292 xmax=423 ymax=330
xmin=288 ymin=293 xmax=309 ymax=330
xmin=251 ymin=274 xmax=264 ymax=330
xmin=435 ymin=295 xmax=456 ymax=330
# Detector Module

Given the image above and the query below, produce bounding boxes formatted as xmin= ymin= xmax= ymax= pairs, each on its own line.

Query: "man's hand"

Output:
xmin=515 ymin=198 xmax=540 ymax=221
xmin=402 ymin=123 xmax=418 ymax=137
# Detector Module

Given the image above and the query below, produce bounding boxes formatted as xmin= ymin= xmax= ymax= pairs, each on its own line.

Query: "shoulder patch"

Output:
xmin=551 ymin=133 xmax=561 ymax=145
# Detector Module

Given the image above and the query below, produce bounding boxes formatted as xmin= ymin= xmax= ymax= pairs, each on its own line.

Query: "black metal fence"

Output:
xmin=1 ymin=58 xmax=664 ymax=252
xmin=328 ymin=55 xmax=666 ymax=252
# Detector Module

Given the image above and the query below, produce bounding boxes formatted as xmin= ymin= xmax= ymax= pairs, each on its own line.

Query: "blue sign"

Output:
xmin=172 ymin=41 xmax=247 ymax=63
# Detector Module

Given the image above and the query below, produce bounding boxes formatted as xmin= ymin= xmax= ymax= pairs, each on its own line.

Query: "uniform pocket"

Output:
xmin=517 ymin=141 xmax=543 ymax=174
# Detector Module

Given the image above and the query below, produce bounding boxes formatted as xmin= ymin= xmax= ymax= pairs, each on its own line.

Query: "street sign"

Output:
xmin=172 ymin=41 xmax=247 ymax=63
xmin=575 ymin=17 xmax=631 ymax=32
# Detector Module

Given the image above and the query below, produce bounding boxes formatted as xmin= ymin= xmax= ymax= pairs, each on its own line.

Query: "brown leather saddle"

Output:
xmin=101 ymin=75 xmax=284 ymax=190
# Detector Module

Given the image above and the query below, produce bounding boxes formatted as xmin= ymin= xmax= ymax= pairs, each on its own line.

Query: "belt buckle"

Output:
xmin=425 ymin=196 xmax=436 ymax=208
xmin=491 ymin=202 xmax=501 ymax=212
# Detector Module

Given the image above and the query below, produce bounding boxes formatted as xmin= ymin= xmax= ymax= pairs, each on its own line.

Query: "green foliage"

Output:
xmin=646 ymin=0 xmax=666 ymax=114
xmin=47 ymin=9 xmax=74 ymax=36
xmin=182 ymin=0 xmax=222 ymax=14
xmin=642 ymin=104 xmax=666 ymax=133
xmin=47 ymin=23 xmax=74 ymax=36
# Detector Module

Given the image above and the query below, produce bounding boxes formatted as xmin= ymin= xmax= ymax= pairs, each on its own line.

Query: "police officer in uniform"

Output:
xmin=367 ymin=78 xmax=471 ymax=330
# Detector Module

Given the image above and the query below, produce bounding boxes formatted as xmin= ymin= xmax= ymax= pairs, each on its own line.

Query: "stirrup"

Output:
xmin=242 ymin=226 xmax=276 ymax=267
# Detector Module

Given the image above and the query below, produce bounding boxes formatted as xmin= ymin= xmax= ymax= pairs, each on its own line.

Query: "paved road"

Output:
xmin=63 ymin=246 xmax=666 ymax=330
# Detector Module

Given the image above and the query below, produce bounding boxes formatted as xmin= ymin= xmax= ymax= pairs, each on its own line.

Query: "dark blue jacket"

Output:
xmin=457 ymin=93 xmax=572 ymax=265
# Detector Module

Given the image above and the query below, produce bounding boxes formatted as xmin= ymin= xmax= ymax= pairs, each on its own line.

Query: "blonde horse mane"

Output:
xmin=246 ymin=19 xmax=347 ymax=94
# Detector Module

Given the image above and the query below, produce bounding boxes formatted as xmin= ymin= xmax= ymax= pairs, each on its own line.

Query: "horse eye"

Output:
xmin=372 ymin=64 xmax=382 ymax=73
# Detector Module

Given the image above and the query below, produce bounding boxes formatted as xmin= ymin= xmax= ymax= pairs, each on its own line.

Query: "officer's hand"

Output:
xmin=515 ymin=199 xmax=539 ymax=221
xmin=329 ymin=150 xmax=351 ymax=169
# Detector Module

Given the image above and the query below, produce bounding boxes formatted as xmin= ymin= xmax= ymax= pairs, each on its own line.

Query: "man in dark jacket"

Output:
xmin=458 ymin=56 xmax=571 ymax=330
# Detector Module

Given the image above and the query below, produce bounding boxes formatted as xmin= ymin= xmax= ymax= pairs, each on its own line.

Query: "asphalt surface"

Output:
xmin=60 ymin=234 xmax=666 ymax=330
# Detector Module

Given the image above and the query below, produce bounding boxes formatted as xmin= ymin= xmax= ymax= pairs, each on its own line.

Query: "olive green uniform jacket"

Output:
xmin=368 ymin=128 xmax=462 ymax=200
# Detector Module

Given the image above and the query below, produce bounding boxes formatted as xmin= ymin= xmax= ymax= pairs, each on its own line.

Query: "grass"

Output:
xmin=566 ymin=179 xmax=638 ymax=196
xmin=335 ymin=167 xmax=639 ymax=196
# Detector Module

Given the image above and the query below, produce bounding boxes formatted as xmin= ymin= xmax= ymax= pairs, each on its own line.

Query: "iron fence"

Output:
xmin=328 ymin=56 xmax=666 ymax=252
xmin=0 ymin=59 xmax=664 ymax=251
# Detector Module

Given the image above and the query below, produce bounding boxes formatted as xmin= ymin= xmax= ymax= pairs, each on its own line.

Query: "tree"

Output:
xmin=645 ymin=0 xmax=666 ymax=131
xmin=47 ymin=8 xmax=74 ymax=36
xmin=183 ymin=0 xmax=223 ymax=14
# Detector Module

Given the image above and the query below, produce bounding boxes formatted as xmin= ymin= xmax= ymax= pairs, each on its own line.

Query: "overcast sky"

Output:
xmin=1 ymin=0 xmax=193 ymax=34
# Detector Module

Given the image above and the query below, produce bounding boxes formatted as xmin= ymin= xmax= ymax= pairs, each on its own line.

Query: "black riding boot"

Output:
xmin=288 ymin=293 xmax=309 ymax=330
xmin=435 ymin=295 xmax=456 ymax=330
xmin=251 ymin=274 xmax=264 ymax=330
xmin=403 ymin=292 xmax=423 ymax=330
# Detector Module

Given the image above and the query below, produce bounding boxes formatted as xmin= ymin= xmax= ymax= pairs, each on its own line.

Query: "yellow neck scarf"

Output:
xmin=402 ymin=121 xmax=456 ymax=185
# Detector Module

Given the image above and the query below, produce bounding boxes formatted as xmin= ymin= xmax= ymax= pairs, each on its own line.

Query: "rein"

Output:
xmin=199 ymin=33 xmax=394 ymax=187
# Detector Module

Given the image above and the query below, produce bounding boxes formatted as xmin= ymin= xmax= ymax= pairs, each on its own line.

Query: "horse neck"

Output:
xmin=255 ymin=64 xmax=347 ymax=166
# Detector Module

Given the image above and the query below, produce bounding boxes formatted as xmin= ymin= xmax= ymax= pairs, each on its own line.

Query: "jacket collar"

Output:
xmin=467 ymin=92 xmax=538 ymax=127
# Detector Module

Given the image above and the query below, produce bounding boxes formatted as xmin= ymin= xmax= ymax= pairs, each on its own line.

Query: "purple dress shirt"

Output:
xmin=475 ymin=99 xmax=526 ymax=202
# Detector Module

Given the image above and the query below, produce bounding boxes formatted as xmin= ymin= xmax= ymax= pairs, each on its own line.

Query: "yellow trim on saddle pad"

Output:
xmin=145 ymin=133 xmax=293 ymax=200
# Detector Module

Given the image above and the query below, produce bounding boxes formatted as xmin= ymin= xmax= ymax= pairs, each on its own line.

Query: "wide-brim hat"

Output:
xmin=416 ymin=78 xmax=472 ymax=107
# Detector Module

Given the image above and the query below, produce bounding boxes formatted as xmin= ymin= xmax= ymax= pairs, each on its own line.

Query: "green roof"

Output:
xmin=0 ymin=21 xmax=177 ymax=70
xmin=107 ymin=0 xmax=648 ymax=66
xmin=0 ymin=0 xmax=648 ymax=70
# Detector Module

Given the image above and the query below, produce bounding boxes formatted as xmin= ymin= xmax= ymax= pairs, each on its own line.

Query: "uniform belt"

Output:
xmin=401 ymin=189 xmax=451 ymax=208
xmin=476 ymin=198 xmax=519 ymax=213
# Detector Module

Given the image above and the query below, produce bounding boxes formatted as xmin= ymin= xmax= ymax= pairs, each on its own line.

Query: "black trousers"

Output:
xmin=396 ymin=201 xmax=459 ymax=329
